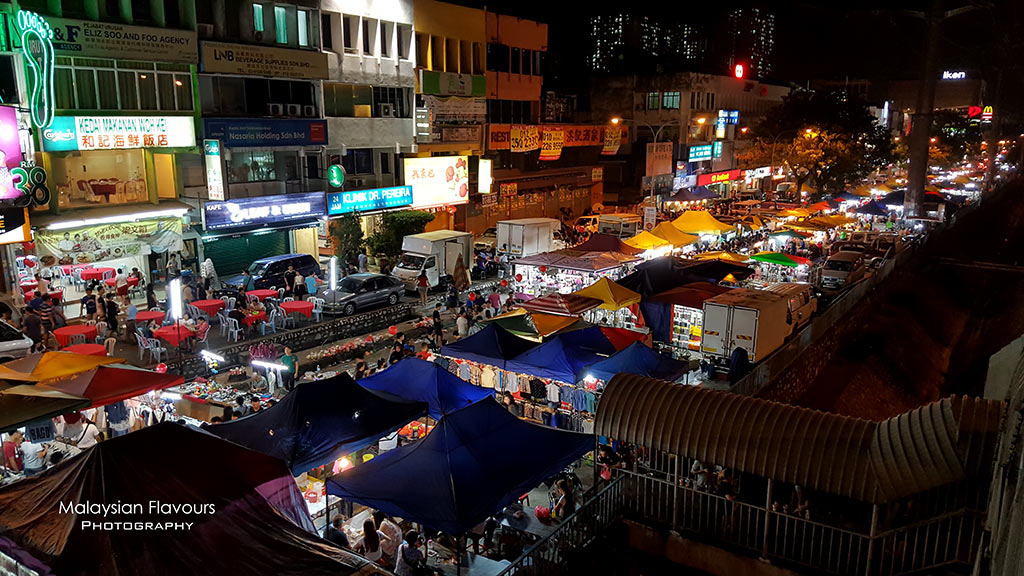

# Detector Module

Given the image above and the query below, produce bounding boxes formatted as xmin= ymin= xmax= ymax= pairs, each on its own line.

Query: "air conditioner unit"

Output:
xmin=303 ymin=105 xmax=317 ymax=117
xmin=197 ymin=23 xmax=214 ymax=38
xmin=267 ymin=103 xmax=284 ymax=116
xmin=349 ymin=178 xmax=365 ymax=188
xmin=286 ymin=103 xmax=302 ymax=116
xmin=377 ymin=103 xmax=394 ymax=117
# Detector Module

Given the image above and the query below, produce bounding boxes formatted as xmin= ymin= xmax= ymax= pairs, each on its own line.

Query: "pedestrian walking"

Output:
xmin=416 ymin=272 xmax=429 ymax=306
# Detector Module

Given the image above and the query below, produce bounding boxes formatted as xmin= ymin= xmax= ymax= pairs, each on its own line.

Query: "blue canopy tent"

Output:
xmin=326 ymin=398 xmax=593 ymax=535
xmin=358 ymin=358 xmax=494 ymax=420
xmin=556 ymin=325 xmax=617 ymax=356
xmin=585 ymin=341 xmax=689 ymax=382
xmin=441 ymin=323 xmax=538 ymax=369
xmin=505 ymin=333 xmax=605 ymax=384
xmin=208 ymin=372 xmax=427 ymax=474
xmin=855 ymin=200 xmax=890 ymax=216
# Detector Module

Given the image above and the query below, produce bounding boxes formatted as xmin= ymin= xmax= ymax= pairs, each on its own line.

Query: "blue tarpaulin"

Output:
xmin=556 ymin=325 xmax=617 ymax=356
xmin=505 ymin=333 xmax=605 ymax=383
xmin=358 ymin=358 xmax=493 ymax=420
xmin=208 ymin=372 xmax=426 ymax=473
xmin=441 ymin=323 xmax=538 ymax=369
xmin=585 ymin=341 xmax=689 ymax=382
xmin=326 ymin=398 xmax=593 ymax=535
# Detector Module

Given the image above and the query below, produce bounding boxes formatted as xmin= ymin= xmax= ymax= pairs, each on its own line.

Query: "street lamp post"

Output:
xmin=610 ymin=116 xmax=679 ymax=201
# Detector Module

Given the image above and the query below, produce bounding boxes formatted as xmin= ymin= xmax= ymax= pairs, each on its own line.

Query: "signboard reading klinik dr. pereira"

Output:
xmin=328 ymin=186 xmax=413 ymax=215
xmin=41 ymin=116 xmax=196 ymax=151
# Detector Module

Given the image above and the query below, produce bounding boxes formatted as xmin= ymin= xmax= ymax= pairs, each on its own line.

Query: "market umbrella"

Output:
xmin=623 ymin=230 xmax=671 ymax=251
xmin=749 ymin=251 xmax=810 ymax=267
xmin=777 ymin=208 xmax=811 ymax=218
xmin=851 ymin=184 xmax=873 ymax=197
xmin=739 ymin=215 xmax=765 ymax=231
xmin=832 ymin=192 xmax=862 ymax=202
xmin=874 ymin=183 xmax=892 ymax=193
xmin=651 ymin=222 xmax=699 ymax=247
xmin=855 ymin=201 xmax=890 ymax=216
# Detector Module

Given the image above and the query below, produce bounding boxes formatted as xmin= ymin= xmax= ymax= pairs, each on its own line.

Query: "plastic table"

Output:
xmin=62 ymin=343 xmax=107 ymax=356
xmin=80 ymin=267 xmax=115 ymax=282
xmin=246 ymin=289 xmax=279 ymax=301
xmin=154 ymin=325 xmax=195 ymax=347
xmin=241 ymin=311 xmax=267 ymax=327
xmin=135 ymin=310 xmax=166 ymax=324
xmin=54 ymin=324 xmax=98 ymax=347
xmin=279 ymin=300 xmax=314 ymax=318
xmin=104 ymin=277 xmax=141 ymax=288
xmin=190 ymin=299 xmax=226 ymax=316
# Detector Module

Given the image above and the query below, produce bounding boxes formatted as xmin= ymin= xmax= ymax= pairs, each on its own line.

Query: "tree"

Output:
xmin=328 ymin=214 xmax=363 ymax=262
xmin=366 ymin=210 xmax=435 ymax=257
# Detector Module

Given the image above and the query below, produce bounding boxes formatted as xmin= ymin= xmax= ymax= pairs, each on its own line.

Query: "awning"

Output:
xmin=623 ymin=231 xmax=670 ymax=251
xmin=651 ymin=222 xmax=699 ymax=247
xmin=595 ymin=374 xmax=1004 ymax=504
xmin=0 ymin=383 xmax=90 ymax=433
xmin=671 ymin=211 xmax=735 ymax=235
xmin=649 ymin=281 xmax=734 ymax=309
xmin=518 ymin=292 xmax=601 ymax=316
xmin=572 ymin=277 xmax=641 ymax=310
xmin=573 ymin=233 xmax=645 ymax=256
xmin=29 ymin=200 xmax=193 ymax=230
xmin=0 ymin=352 xmax=121 ymax=383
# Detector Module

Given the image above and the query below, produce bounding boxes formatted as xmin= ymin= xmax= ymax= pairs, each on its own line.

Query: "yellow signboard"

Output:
xmin=539 ymin=128 xmax=565 ymax=161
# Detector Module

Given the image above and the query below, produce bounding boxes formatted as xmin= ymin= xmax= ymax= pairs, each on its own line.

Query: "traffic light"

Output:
xmin=734 ymin=64 xmax=745 ymax=79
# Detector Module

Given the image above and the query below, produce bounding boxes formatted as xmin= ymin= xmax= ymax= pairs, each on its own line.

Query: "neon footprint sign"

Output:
xmin=17 ymin=10 xmax=55 ymax=129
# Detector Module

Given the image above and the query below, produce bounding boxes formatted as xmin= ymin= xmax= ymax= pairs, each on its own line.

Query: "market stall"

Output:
xmin=479 ymin=309 xmax=584 ymax=342
xmin=358 ymin=358 xmax=493 ymax=420
xmin=572 ymin=277 xmax=643 ymax=329
xmin=517 ymin=292 xmax=601 ymax=317
xmin=441 ymin=324 xmax=538 ymax=370
xmin=623 ymin=231 xmax=673 ymax=259
xmin=641 ymin=281 xmax=735 ymax=356
xmin=505 ymin=333 xmax=606 ymax=385
xmin=584 ymin=341 xmax=689 ymax=384
xmin=511 ymin=248 xmax=641 ymax=298
xmin=650 ymin=222 xmax=700 ymax=250
xmin=671 ymin=210 xmax=736 ymax=238
xmin=747 ymin=251 xmax=812 ymax=284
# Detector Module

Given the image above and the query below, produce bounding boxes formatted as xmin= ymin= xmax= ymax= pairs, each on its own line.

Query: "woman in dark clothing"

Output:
xmin=146 ymin=285 xmax=159 ymax=310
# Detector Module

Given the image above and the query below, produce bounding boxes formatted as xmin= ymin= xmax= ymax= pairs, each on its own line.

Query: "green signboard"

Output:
xmin=328 ymin=164 xmax=345 ymax=188
xmin=17 ymin=10 xmax=55 ymax=128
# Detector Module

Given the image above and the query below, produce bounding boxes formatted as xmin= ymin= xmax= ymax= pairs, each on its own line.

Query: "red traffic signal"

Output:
xmin=734 ymin=64 xmax=745 ymax=79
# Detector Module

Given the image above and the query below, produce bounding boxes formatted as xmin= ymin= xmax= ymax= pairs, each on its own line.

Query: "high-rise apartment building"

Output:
xmin=726 ymin=8 xmax=775 ymax=78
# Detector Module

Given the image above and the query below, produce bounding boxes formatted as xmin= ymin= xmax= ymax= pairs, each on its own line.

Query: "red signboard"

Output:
xmin=697 ymin=169 xmax=742 ymax=186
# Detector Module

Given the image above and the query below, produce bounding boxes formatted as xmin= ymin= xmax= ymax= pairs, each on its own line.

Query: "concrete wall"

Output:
xmin=326 ymin=117 xmax=414 ymax=149
xmin=321 ymin=0 xmax=416 ymax=87
xmin=413 ymin=0 xmax=485 ymax=73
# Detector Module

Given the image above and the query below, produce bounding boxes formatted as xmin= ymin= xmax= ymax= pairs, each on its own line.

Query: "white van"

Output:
xmin=765 ymin=283 xmax=817 ymax=330
xmin=597 ymin=214 xmax=642 ymax=238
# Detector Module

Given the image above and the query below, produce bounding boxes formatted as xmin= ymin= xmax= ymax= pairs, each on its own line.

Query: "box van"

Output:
xmin=574 ymin=215 xmax=600 ymax=233
xmin=701 ymin=288 xmax=796 ymax=365
xmin=393 ymin=231 xmax=474 ymax=290
xmin=818 ymin=251 xmax=865 ymax=293
xmin=598 ymin=214 xmax=642 ymax=238
xmin=764 ymin=283 xmax=817 ymax=330
xmin=222 ymin=253 xmax=323 ymax=292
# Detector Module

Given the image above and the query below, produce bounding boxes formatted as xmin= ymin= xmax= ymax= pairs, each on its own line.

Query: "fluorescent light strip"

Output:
xmin=200 ymin=349 xmax=225 ymax=362
xmin=252 ymin=360 xmax=287 ymax=371
xmin=46 ymin=208 xmax=189 ymax=230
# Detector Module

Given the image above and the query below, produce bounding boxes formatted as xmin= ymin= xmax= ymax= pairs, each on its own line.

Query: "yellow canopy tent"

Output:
xmin=650 ymin=222 xmax=699 ymax=247
xmin=952 ymin=175 xmax=970 ymax=184
xmin=694 ymin=251 xmax=750 ymax=263
xmin=572 ymin=277 xmax=641 ymax=310
xmin=851 ymin=184 xmax=873 ymax=197
xmin=924 ymin=185 xmax=941 ymax=193
xmin=777 ymin=208 xmax=811 ymax=218
xmin=0 ymin=352 xmax=122 ymax=383
xmin=739 ymin=215 xmax=765 ymax=230
xmin=623 ymin=230 xmax=671 ymax=250
xmin=671 ymin=211 xmax=735 ymax=235
xmin=873 ymin=183 xmax=892 ymax=193
xmin=483 ymin=308 xmax=580 ymax=341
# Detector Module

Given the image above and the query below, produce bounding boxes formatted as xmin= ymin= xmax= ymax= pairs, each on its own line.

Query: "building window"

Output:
xmin=380 ymin=22 xmax=391 ymax=57
xmin=229 ymin=150 xmax=277 ymax=182
xmin=486 ymin=43 xmax=509 ymax=72
xmin=363 ymin=18 xmax=376 ymax=54
xmin=662 ymin=91 xmax=680 ymax=109
xmin=274 ymin=5 xmax=288 ymax=44
xmin=690 ymin=91 xmax=697 ymax=109
xmin=647 ymin=92 xmax=660 ymax=110
xmin=253 ymin=4 xmax=265 ymax=33
xmin=522 ymin=49 xmax=532 ymax=75
xmin=343 ymin=15 xmax=356 ymax=52
xmin=321 ymin=14 xmax=333 ymax=50
xmin=472 ymin=42 xmax=483 ymax=74
xmin=533 ymin=51 xmax=542 ymax=76
xmin=298 ymin=9 xmax=310 ymax=47
xmin=398 ymin=25 xmax=412 ymax=60
xmin=510 ymin=47 xmax=520 ymax=73
xmin=342 ymin=149 xmax=373 ymax=175
xmin=380 ymin=152 xmax=391 ymax=174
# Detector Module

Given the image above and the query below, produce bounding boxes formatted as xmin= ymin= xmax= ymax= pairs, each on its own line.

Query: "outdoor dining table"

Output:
xmin=62 ymin=343 xmax=107 ymax=356
xmin=240 ymin=310 xmax=267 ymax=327
xmin=104 ymin=277 xmax=141 ymax=288
xmin=246 ymin=289 xmax=279 ymax=301
xmin=19 ymin=281 xmax=37 ymax=292
xmin=80 ymin=267 xmax=115 ymax=282
xmin=60 ymin=264 xmax=92 ymax=275
xmin=154 ymin=324 xmax=195 ymax=348
xmin=135 ymin=310 xmax=166 ymax=324
xmin=190 ymin=299 xmax=226 ymax=316
xmin=279 ymin=300 xmax=314 ymax=320
xmin=54 ymin=324 xmax=97 ymax=348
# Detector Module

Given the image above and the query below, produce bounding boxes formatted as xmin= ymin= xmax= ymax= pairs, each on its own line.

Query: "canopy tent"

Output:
xmin=0 ymin=423 xmax=374 ymax=576
xmin=851 ymin=184 xmax=874 ymax=197
xmin=209 ymin=372 xmax=426 ymax=473
xmin=777 ymin=208 xmax=811 ymax=218
xmin=768 ymin=230 xmax=812 ymax=241
xmin=671 ymin=211 xmax=735 ymax=235
xmin=514 ymin=250 xmax=637 ymax=272
xmin=738 ymin=215 xmax=765 ymax=231
xmin=572 ymin=277 xmax=641 ymax=310
xmin=505 ymin=333 xmax=606 ymax=383
xmin=874 ymin=183 xmax=892 ymax=193
xmin=832 ymin=192 xmax=862 ymax=202
xmin=441 ymin=324 xmax=538 ymax=369
xmin=571 ymin=233 xmax=645 ymax=256
xmin=327 ymin=399 xmax=593 ymax=535
xmin=358 ymin=358 xmax=492 ymax=420
xmin=617 ymin=257 xmax=752 ymax=298
xmin=749 ymin=251 xmax=811 ymax=267
xmin=554 ymin=325 xmax=618 ymax=356
xmin=650 ymin=222 xmax=700 ymax=247
xmin=880 ymin=189 xmax=947 ymax=206
xmin=517 ymin=292 xmax=601 ymax=317
xmin=855 ymin=201 xmax=890 ymax=216
xmin=585 ymin=341 xmax=689 ymax=383
xmin=0 ymin=352 xmax=120 ymax=382
xmin=694 ymin=251 xmax=749 ymax=263
xmin=0 ymin=383 xmax=89 ymax=433
xmin=599 ymin=326 xmax=650 ymax=351
xmin=807 ymin=201 xmax=832 ymax=212
xmin=39 ymin=364 xmax=182 ymax=408
xmin=642 ymin=281 xmax=734 ymax=342
xmin=952 ymin=175 xmax=971 ymax=184
xmin=480 ymin=308 xmax=582 ymax=341
xmin=623 ymin=230 xmax=670 ymax=251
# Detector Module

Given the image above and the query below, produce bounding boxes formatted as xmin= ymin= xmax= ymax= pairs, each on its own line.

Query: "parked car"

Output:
xmin=474 ymin=227 xmax=498 ymax=253
xmin=0 ymin=322 xmax=35 ymax=362
xmin=574 ymin=215 xmax=600 ymax=233
xmin=222 ymin=253 xmax=323 ymax=293
xmin=316 ymin=273 xmax=405 ymax=316
xmin=818 ymin=251 xmax=866 ymax=293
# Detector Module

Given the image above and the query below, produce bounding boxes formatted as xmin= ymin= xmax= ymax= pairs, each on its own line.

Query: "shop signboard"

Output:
xmin=487 ymin=124 xmax=618 ymax=150
xmin=643 ymin=206 xmax=657 ymax=232
xmin=0 ymin=106 xmax=24 ymax=201
xmin=414 ymin=108 xmax=431 ymax=143
xmin=478 ymin=158 xmax=493 ymax=194
xmin=328 ymin=164 xmax=345 ymax=188
xmin=203 ymin=118 xmax=327 ymax=148
xmin=201 ymin=41 xmax=329 ymax=79
xmin=0 ymin=208 xmax=31 ymax=245
xmin=418 ymin=70 xmax=486 ymax=97
xmin=40 ymin=115 xmax=196 ymax=152
xmin=591 ymin=167 xmax=603 ymax=182
xmin=697 ymin=169 xmax=742 ymax=186
xmin=688 ymin=144 xmax=713 ymax=162
xmin=646 ymin=142 xmax=673 ymax=177
xmin=510 ymin=125 xmax=540 ymax=152
xmin=601 ymin=127 xmax=622 ymax=155
xmin=204 ymin=192 xmax=325 ymax=231
xmin=36 ymin=218 xmax=183 ymax=265
xmin=745 ymin=166 xmax=772 ymax=179
xmin=499 ymin=182 xmax=518 ymax=196
xmin=327 ymin=185 xmax=412 ymax=215
xmin=539 ymin=127 xmax=565 ymax=161
xmin=712 ymin=141 xmax=723 ymax=159
xmin=422 ymin=95 xmax=486 ymax=124
xmin=403 ymin=156 xmax=470 ymax=210
xmin=203 ymin=139 xmax=225 ymax=201
xmin=43 ymin=16 xmax=197 ymax=63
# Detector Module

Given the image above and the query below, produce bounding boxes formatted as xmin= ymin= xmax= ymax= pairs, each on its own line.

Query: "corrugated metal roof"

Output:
xmin=596 ymin=374 xmax=1004 ymax=504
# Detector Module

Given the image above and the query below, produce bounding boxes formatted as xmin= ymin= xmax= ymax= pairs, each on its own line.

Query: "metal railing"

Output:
xmin=874 ymin=510 xmax=983 ymax=576
xmin=497 ymin=476 xmax=628 ymax=576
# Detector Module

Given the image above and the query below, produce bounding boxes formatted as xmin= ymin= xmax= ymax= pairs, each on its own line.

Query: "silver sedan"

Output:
xmin=316 ymin=273 xmax=405 ymax=316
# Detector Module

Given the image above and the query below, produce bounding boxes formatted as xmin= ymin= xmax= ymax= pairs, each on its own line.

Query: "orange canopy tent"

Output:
xmin=0 ymin=351 xmax=120 ymax=382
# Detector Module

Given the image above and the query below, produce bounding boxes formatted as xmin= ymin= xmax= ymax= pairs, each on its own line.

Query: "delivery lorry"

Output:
xmin=597 ymin=213 xmax=643 ymax=238
xmin=496 ymin=218 xmax=562 ymax=257
xmin=393 ymin=231 xmax=474 ymax=290
xmin=701 ymin=286 xmax=812 ymax=369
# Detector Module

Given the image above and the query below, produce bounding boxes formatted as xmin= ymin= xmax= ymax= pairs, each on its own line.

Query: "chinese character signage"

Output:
xmin=328 ymin=186 xmax=413 ymax=215
xmin=201 ymin=41 xmax=329 ymax=79
xmin=204 ymin=139 xmax=224 ymax=201
xmin=40 ymin=116 xmax=196 ymax=152
xmin=403 ymin=156 xmax=470 ymax=210
xmin=601 ymin=127 xmax=622 ymax=155
xmin=0 ymin=106 xmax=24 ymax=201
xmin=510 ymin=125 xmax=540 ymax=152
xmin=487 ymin=124 xmax=623 ymax=150
xmin=712 ymin=141 xmax=723 ymax=159
xmin=646 ymin=142 xmax=673 ymax=177
xmin=203 ymin=192 xmax=326 ymax=230
xmin=44 ymin=16 xmax=197 ymax=63
xmin=689 ymin=144 xmax=713 ymax=162
xmin=591 ymin=167 xmax=603 ymax=182
xmin=697 ymin=169 xmax=742 ymax=186
xmin=539 ymin=128 xmax=564 ymax=161
xmin=499 ymin=182 xmax=518 ymax=196
xmin=36 ymin=218 xmax=183 ymax=265
xmin=203 ymin=118 xmax=327 ymax=148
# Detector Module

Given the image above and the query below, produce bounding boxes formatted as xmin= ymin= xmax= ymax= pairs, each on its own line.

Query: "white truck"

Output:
xmin=393 ymin=230 xmax=474 ymax=290
xmin=700 ymin=287 xmax=801 ymax=366
xmin=496 ymin=218 xmax=561 ymax=257
xmin=597 ymin=213 xmax=642 ymax=238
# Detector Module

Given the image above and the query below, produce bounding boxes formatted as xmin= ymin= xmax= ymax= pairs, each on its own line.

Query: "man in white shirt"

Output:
xmin=20 ymin=438 xmax=47 ymax=475
xmin=114 ymin=268 xmax=130 ymax=297
xmin=455 ymin=313 xmax=469 ymax=339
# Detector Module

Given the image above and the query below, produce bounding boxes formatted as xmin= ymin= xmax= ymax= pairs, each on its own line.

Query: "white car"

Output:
xmin=0 ymin=322 xmax=34 ymax=362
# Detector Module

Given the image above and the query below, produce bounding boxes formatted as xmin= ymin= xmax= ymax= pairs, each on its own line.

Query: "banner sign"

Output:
xmin=646 ymin=142 xmax=673 ymax=177
xmin=403 ymin=156 xmax=470 ymax=209
xmin=510 ymin=125 xmax=540 ymax=152
xmin=45 ymin=16 xmax=197 ymax=63
xmin=36 ymin=218 xmax=183 ymax=266
xmin=745 ymin=166 xmax=772 ymax=179
xmin=712 ymin=141 xmax=723 ymax=159
xmin=601 ymin=127 xmax=622 ymax=155
xmin=591 ymin=167 xmax=603 ymax=182
xmin=539 ymin=128 xmax=565 ymax=161
xmin=201 ymin=41 xmax=329 ymax=79
xmin=478 ymin=158 xmax=493 ymax=194
xmin=0 ymin=208 xmax=30 ymax=245
xmin=41 ymin=116 xmax=196 ymax=152
xmin=643 ymin=206 xmax=657 ymax=232
xmin=418 ymin=70 xmax=486 ymax=97
xmin=328 ymin=186 xmax=412 ymax=215
xmin=697 ymin=169 xmax=742 ymax=186
xmin=203 ymin=118 xmax=327 ymax=148
xmin=0 ymin=106 xmax=24 ymax=201
xmin=499 ymin=182 xmax=518 ymax=196
xmin=204 ymin=192 xmax=326 ymax=230
xmin=487 ymin=124 xmax=623 ymax=150
xmin=203 ymin=139 xmax=224 ymax=201
xmin=24 ymin=418 xmax=55 ymax=443
xmin=422 ymin=95 xmax=486 ymax=124
xmin=688 ymin=144 xmax=713 ymax=162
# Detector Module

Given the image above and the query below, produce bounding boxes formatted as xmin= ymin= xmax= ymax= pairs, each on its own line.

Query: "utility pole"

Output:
xmin=905 ymin=0 xmax=943 ymax=220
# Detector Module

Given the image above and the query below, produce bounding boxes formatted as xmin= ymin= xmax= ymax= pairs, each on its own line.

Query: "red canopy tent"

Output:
xmin=40 ymin=365 xmax=183 ymax=408
xmin=599 ymin=326 xmax=651 ymax=350
xmin=573 ymin=233 xmax=645 ymax=256
xmin=518 ymin=292 xmax=602 ymax=316
xmin=650 ymin=281 xmax=734 ymax=310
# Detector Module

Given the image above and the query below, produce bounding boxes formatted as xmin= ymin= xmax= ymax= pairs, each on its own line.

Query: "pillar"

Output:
xmin=212 ymin=0 xmax=227 ymax=38
xmin=150 ymin=0 xmax=165 ymax=27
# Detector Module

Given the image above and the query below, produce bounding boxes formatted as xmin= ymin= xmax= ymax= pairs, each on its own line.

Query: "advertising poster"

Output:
xmin=539 ymin=128 xmax=565 ymax=161
xmin=403 ymin=156 xmax=470 ymax=209
xmin=510 ymin=125 xmax=540 ymax=153
xmin=36 ymin=218 xmax=183 ymax=266
xmin=601 ymin=127 xmax=622 ymax=155
xmin=0 ymin=106 xmax=23 ymax=201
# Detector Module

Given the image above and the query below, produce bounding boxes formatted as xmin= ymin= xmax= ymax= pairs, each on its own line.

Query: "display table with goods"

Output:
xmin=165 ymin=374 xmax=271 ymax=422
